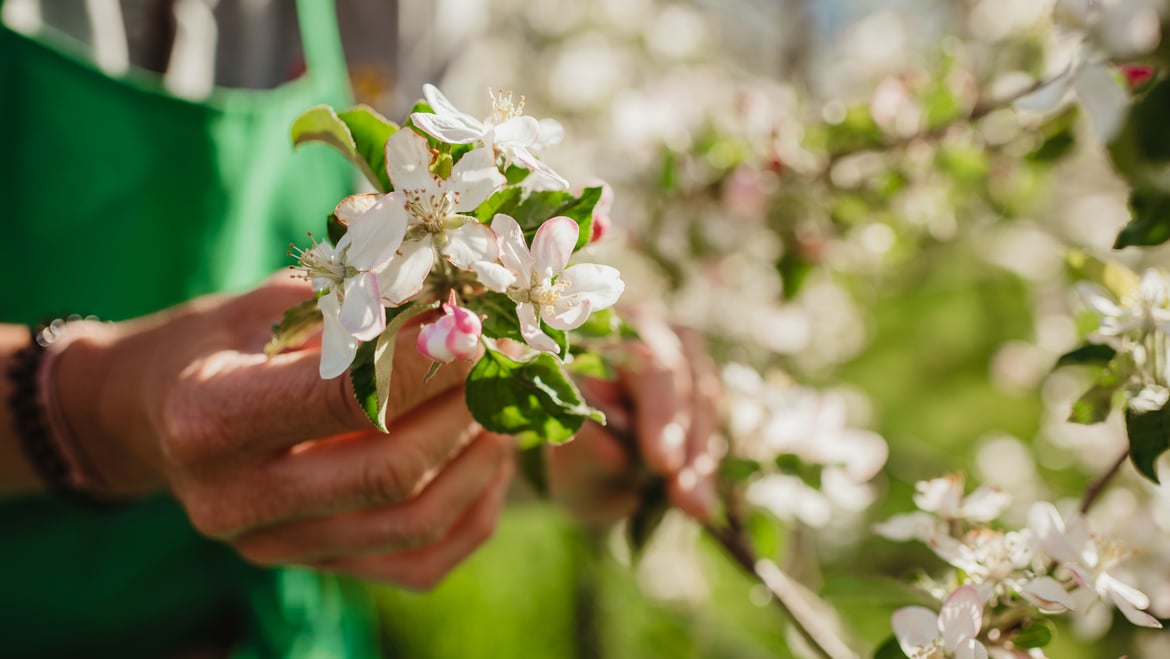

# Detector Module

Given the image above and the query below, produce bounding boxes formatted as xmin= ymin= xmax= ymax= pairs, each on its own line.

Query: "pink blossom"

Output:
xmin=417 ymin=292 xmax=483 ymax=363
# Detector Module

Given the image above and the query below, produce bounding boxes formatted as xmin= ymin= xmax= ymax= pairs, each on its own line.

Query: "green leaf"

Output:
xmin=872 ymin=636 xmax=910 ymax=659
xmin=1027 ymin=106 xmax=1078 ymax=163
xmin=475 ymin=187 xmax=602 ymax=250
xmin=291 ymin=105 xmax=398 ymax=193
xmin=626 ymin=478 xmax=669 ymax=559
xmin=517 ymin=445 xmax=548 ymax=496
xmin=350 ymin=303 xmax=433 ymax=431
xmin=1013 ymin=618 xmax=1055 ymax=649
xmin=465 ymin=291 xmax=524 ymax=343
xmin=336 ymin=105 xmax=399 ymax=192
xmin=465 ymin=348 xmax=604 ymax=447
xmin=565 ymin=351 xmax=615 ymax=380
xmin=265 ymin=298 xmax=322 ymax=356
xmin=1126 ymin=397 xmax=1170 ymax=483
xmin=326 ymin=213 xmax=347 ymax=246
xmin=1114 ymin=189 xmax=1170 ymax=249
xmin=1064 ymin=252 xmax=1139 ymax=299
xmin=1068 ymin=375 xmax=1122 ymax=424
xmin=504 ymin=164 xmax=531 ymax=185
xmin=1055 ymin=343 xmax=1117 ymax=368
xmin=573 ymin=308 xmax=622 ymax=339
xmin=720 ymin=456 xmax=763 ymax=482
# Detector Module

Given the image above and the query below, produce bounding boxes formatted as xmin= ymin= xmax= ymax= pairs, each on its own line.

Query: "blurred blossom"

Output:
xmin=870 ymin=77 xmax=923 ymax=138
xmin=547 ymin=33 xmax=634 ymax=110
xmin=634 ymin=511 xmax=710 ymax=604
xmin=646 ymin=5 xmax=708 ymax=60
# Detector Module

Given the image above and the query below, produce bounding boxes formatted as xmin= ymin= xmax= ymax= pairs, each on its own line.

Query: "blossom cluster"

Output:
xmin=290 ymin=85 xmax=624 ymax=379
xmin=876 ymin=474 xmax=1161 ymax=658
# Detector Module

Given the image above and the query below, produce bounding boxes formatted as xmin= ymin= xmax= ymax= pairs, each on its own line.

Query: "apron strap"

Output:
xmin=295 ymin=0 xmax=347 ymax=85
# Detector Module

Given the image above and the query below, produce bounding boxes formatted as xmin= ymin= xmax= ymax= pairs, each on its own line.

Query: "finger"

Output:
xmin=232 ymin=431 xmax=513 ymax=563
xmin=622 ymin=341 xmax=691 ymax=476
xmin=173 ymin=326 xmax=470 ymax=460
xmin=310 ymin=457 xmax=513 ymax=590
xmin=186 ymin=389 xmax=481 ymax=537
xmin=670 ymin=328 xmax=722 ymax=521
xmin=548 ymin=422 xmax=643 ymax=526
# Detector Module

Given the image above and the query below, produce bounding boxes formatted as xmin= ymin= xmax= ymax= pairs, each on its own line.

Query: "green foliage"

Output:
xmin=1065 ymin=252 xmax=1139 ymax=299
xmin=326 ymin=212 xmax=347 ymax=245
xmin=566 ymin=351 xmax=615 ymax=380
xmin=1068 ymin=365 xmax=1125 ymax=425
xmin=350 ymin=303 xmax=433 ymax=431
xmin=1114 ymin=189 xmax=1170 ymax=249
xmin=1014 ymin=618 xmax=1055 ymax=649
xmin=820 ymin=576 xmax=938 ymax=610
xmin=626 ymin=478 xmax=669 ymax=559
xmin=872 ymin=635 xmax=910 ymax=659
xmin=721 ymin=456 xmax=763 ymax=482
xmin=465 ymin=348 xmax=604 ymax=447
xmin=517 ymin=446 xmax=548 ymax=496
xmin=1125 ymin=398 xmax=1170 ymax=483
xmin=1027 ymin=106 xmax=1078 ymax=163
xmin=264 ymin=297 xmax=322 ymax=356
xmin=463 ymin=292 xmax=566 ymax=349
xmin=290 ymin=104 xmax=398 ymax=193
xmin=1055 ymin=343 xmax=1118 ymax=368
xmin=475 ymin=186 xmax=602 ymax=249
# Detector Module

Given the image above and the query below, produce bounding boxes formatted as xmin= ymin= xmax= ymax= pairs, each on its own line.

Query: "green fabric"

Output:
xmin=0 ymin=0 xmax=378 ymax=656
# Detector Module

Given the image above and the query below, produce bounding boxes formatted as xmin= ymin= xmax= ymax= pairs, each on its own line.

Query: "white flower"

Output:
xmin=292 ymin=194 xmax=409 ymax=379
xmin=474 ymin=214 xmax=624 ymax=353
xmin=1029 ymin=501 xmax=1163 ymax=628
xmin=355 ymin=129 xmax=505 ymax=305
xmin=411 ymin=84 xmax=569 ymax=190
xmin=875 ymin=474 xmax=1010 ymax=543
xmin=928 ymin=528 xmax=1076 ymax=611
xmin=1016 ymin=62 xmax=1129 ymax=142
xmin=1077 ymin=269 xmax=1170 ymax=337
xmin=892 ymin=585 xmax=989 ymax=659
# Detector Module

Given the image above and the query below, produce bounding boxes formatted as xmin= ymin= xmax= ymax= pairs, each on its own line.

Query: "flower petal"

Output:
xmin=891 ymin=606 xmax=940 ymax=656
xmin=1075 ymin=63 xmax=1129 ymax=142
xmin=333 ymin=193 xmax=380 ymax=226
xmin=1100 ymin=573 xmax=1161 ymax=627
xmin=873 ymin=512 xmax=938 ymax=542
xmin=384 ymin=129 xmax=437 ymax=192
xmin=1019 ymin=576 xmax=1076 ymax=612
xmin=442 ymin=221 xmax=499 ymax=269
xmin=424 ymin=83 xmax=474 ymax=121
xmin=960 ymin=485 xmax=1011 ymax=522
xmin=491 ymin=214 xmax=533 ymax=275
xmin=410 ymin=112 xmax=485 ymax=145
xmin=339 ymin=272 xmax=385 ymax=341
xmin=344 ymin=193 xmax=409 ymax=270
xmin=518 ymin=302 xmax=559 ymax=353
xmin=940 ymin=585 xmax=983 ymax=651
xmin=537 ymin=118 xmax=564 ymax=148
xmin=1015 ymin=68 xmax=1074 ymax=113
xmin=954 ymin=639 xmax=988 ymax=659
xmin=559 ymin=263 xmax=625 ymax=313
xmin=510 ymin=146 xmax=569 ymax=190
xmin=544 ymin=297 xmax=592 ymax=331
xmin=491 ymin=116 xmax=541 ymax=148
xmin=472 ymin=261 xmax=516 ymax=292
xmin=1028 ymin=502 xmax=1080 ymax=565
xmin=450 ymin=147 xmax=506 ymax=211
xmin=318 ymin=291 xmax=359 ymax=379
xmin=531 ymin=217 xmax=579 ymax=281
xmin=375 ymin=239 xmax=435 ymax=305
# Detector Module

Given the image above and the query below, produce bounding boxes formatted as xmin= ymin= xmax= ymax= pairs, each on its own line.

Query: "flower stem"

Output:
xmin=1080 ymin=450 xmax=1129 ymax=515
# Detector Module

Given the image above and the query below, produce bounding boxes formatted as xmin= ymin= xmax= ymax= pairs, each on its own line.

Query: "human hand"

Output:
xmin=54 ymin=274 xmax=513 ymax=589
xmin=545 ymin=313 xmax=722 ymax=526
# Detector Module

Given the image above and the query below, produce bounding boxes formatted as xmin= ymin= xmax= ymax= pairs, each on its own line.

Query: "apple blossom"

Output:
xmin=410 ymin=83 xmax=569 ymax=190
xmin=1029 ymin=502 xmax=1163 ymax=628
xmin=1077 ymin=269 xmax=1170 ymax=338
xmin=473 ymin=214 xmax=624 ymax=353
xmin=417 ymin=292 xmax=483 ymax=363
xmin=360 ymin=129 xmax=506 ymax=305
xmin=892 ymin=585 xmax=989 ymax=659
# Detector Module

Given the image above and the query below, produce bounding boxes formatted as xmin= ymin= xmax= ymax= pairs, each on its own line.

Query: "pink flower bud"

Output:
xmin=1119 ymin=63 xmax=1156 ymax=91
xmin=417 ymin=294 xmax=482 ymax=363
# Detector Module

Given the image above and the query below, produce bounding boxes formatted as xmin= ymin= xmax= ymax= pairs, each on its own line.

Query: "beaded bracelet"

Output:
xmin=6 ymin=317 xmax=114 ymax=506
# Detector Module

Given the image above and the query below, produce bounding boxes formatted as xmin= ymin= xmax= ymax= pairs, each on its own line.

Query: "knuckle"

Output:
xmin=361 ymin=449 xmax=427 ymax=505
xmin=324 ymin=374 xmax=369 ymax=431
xmin=159 ymin=360 xmax=232 ymax=468
xmin=184 ymin=496 xmax=235 ymax=539
xmin=397 ymin=507 xmax=450 ymax=549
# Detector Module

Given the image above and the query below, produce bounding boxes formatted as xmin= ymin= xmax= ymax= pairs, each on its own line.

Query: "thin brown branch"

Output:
xmin=1080 ymin=450 xmax=1129 ymax=515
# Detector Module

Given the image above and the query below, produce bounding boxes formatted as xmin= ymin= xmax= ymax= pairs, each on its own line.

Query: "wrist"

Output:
xmin=55 ymin=320 xmax=165 ymax=497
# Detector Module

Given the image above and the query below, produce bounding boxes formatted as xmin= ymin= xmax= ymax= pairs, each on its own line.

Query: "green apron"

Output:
xmin=0 ymin=1 xmax=378 ymax=656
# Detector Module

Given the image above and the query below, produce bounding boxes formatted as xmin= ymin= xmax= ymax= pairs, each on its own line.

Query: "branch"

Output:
xmin=1080 ymin=450 xmax=1129 ymax=515
xmin=702 ymin=512 xmax=857 ymax=659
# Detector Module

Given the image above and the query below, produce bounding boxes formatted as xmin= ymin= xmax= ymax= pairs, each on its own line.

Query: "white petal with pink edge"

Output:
xmin=344 ymin=193 xmax=409 ymax=270
xmin=443 ymin=222 xmax=499 ymax=270
xmin=376 ymin=239 xmax=435 ymax=305
xmin=338 ymin=271 xmax=385 ymax=341
xmin=518 ymin=302 xmax=559 ymax=353
xmin=450 ymin=147 xmax=506 ymax=211
xmin=384 ymin=129 xmax=436 ymax=192
xmin=531 ymin=217 xmax=579 ymax=280
xmin=318 ymin=291 xmax=359 ymax=379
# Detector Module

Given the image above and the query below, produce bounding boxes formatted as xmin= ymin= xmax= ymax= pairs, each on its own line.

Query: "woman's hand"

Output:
xmin=54 ymin=274 xmax=513 ymax=590
xmin=545 ymin=314 xmax=722 ymax=527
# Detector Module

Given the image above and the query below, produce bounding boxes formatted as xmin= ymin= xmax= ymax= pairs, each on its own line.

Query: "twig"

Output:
xmin=1080 ymin=450 xmax=1129 ymax=515
xmin=702 ymin=513 xmax=857 ymax=659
